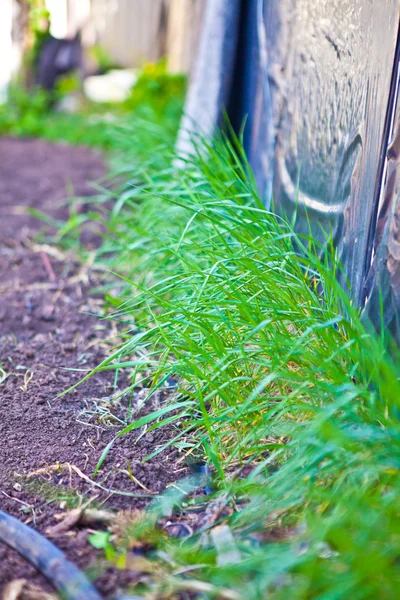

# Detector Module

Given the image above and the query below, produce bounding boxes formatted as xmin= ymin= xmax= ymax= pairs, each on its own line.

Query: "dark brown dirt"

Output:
xmin=0 ymin=138 xmax=185 ymax=597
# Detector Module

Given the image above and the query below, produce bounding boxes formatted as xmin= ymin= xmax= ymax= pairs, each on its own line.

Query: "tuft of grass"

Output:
xmin=14 ymin=66 xmax=398 ymax=597
xmin=65 ymin=128 xmax=400 ymax=599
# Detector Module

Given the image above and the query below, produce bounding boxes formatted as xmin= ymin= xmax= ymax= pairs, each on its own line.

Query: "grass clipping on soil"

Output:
xmin=69 ymin=130 xmax=400 ymax=600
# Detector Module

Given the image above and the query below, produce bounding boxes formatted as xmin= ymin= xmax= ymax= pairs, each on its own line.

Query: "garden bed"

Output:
xmin=0 ymin=138 xmax=183 ymax=596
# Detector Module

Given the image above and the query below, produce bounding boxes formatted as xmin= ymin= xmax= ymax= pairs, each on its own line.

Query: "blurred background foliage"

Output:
xmin=0 ymin=0 xmax=192 ymax=150
xmin=0 ymin=60 xmax=186 ymax=149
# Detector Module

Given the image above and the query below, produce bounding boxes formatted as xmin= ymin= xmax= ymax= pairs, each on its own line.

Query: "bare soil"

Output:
xmin=0 ymin=138 xmax=185 ymax=596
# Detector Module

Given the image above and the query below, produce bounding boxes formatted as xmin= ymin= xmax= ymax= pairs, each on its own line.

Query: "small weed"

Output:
xmin=19 ymin=369 xmax=34 ymax=393
xmin=0 ymin=363 xmax=10 ymax=384
xmin=88 ymin=531 xmax=119 ymax=563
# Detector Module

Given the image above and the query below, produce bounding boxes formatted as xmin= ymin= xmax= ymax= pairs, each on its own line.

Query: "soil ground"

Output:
xmin=0 ymin=138 xmax=185 ymax=597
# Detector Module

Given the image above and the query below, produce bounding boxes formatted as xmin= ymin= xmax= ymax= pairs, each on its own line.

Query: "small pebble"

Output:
xmin=22 ymin=315 xmax=32 ymax=326
xmin=40 ymin=306 xmax=55 ymax=322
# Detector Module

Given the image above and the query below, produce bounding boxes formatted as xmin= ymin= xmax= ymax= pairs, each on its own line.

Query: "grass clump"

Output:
xmin=72 ymin=129 xmax=400 ymax=599
xmin=8 ymin=54 xmax=396 ymax=597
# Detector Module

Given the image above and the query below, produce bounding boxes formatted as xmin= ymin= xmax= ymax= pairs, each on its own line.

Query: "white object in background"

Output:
xmin=83 ymin=69 xmax=137 ymax=104
xmin=66 ymin=0 xmax=91 ymax=37
xmin=45 ymin=0 xmax=68 ymax=38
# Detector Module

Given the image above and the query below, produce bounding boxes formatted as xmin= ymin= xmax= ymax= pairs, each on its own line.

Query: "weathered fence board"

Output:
xmin=92 ymin=0 xmax=166 ymax=67
xmin=89 ymin=0 xmax=204 ymax=72
xmin=167 ymin=0 xmax=205 ymax=73
xmin=44 ymin=0 xmax=204 ymax=73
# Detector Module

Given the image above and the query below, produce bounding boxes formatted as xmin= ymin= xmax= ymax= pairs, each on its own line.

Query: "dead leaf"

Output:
xmin=80 ymin=508 xmax=116 ymax=526
xmin=113 ymin=509 xmax=146 ymax=539
xmin=46 ymin=506 xmax=117 ymax=538
xmin=3 ymin=580 xmax=56 ymax=600
xmin=3 ymin=579 xmax=25 ymax=600
xmin=124 ymin=555 xmax=159 ymax=574
xmin=45 ymin=508 xmax=82 ymax=537
xmin=196 ymin=493 xmax=230 ymax=530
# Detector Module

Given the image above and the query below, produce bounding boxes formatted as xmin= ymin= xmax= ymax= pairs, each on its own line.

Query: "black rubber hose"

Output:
xmin=0 ymin=510 xmax=103 ymax=600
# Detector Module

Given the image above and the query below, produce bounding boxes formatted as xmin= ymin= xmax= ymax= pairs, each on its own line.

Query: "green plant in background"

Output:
xmin=14 ymin=0 xmax=52 ymax=88
xmin=88 ymin=44 xmax=116 ymax=74
xmin=0 ymin=73 xmax=83 ymax=138
xmin=0 ymin=84 xmax=49 ymax=136
xmin=0 ymin=59 xmax=186 ymax=158
xmin=55 ymin=73 xmax=81 ymax=96
xmin=28 ymin=0 xmax=51 ymax=68
xmin=124 ymin=58 xmax=187 ymax=124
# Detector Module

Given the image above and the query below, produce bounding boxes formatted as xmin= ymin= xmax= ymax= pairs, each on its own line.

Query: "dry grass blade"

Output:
xmin=167 ymin=577 xmax=241 ymax=600
xmin=25 ymin=463 xmax=156 ymax=498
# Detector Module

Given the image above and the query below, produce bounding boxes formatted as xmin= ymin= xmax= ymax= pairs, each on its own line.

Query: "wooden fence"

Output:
xmin=166 ymin=0 xmax=204 ymax=73
xmin=65 ymin=0 xmax=205 ymax=74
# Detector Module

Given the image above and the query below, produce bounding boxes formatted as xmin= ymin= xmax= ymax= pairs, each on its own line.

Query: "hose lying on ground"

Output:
xmin=0 ymin=510 xmax=102 ymax=600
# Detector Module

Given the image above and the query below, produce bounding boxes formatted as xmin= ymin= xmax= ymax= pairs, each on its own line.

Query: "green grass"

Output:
xmin=64 ymin=129 xmax=400 ymax=599
xmin=6 ymin=72 xmax=400 ymax=597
